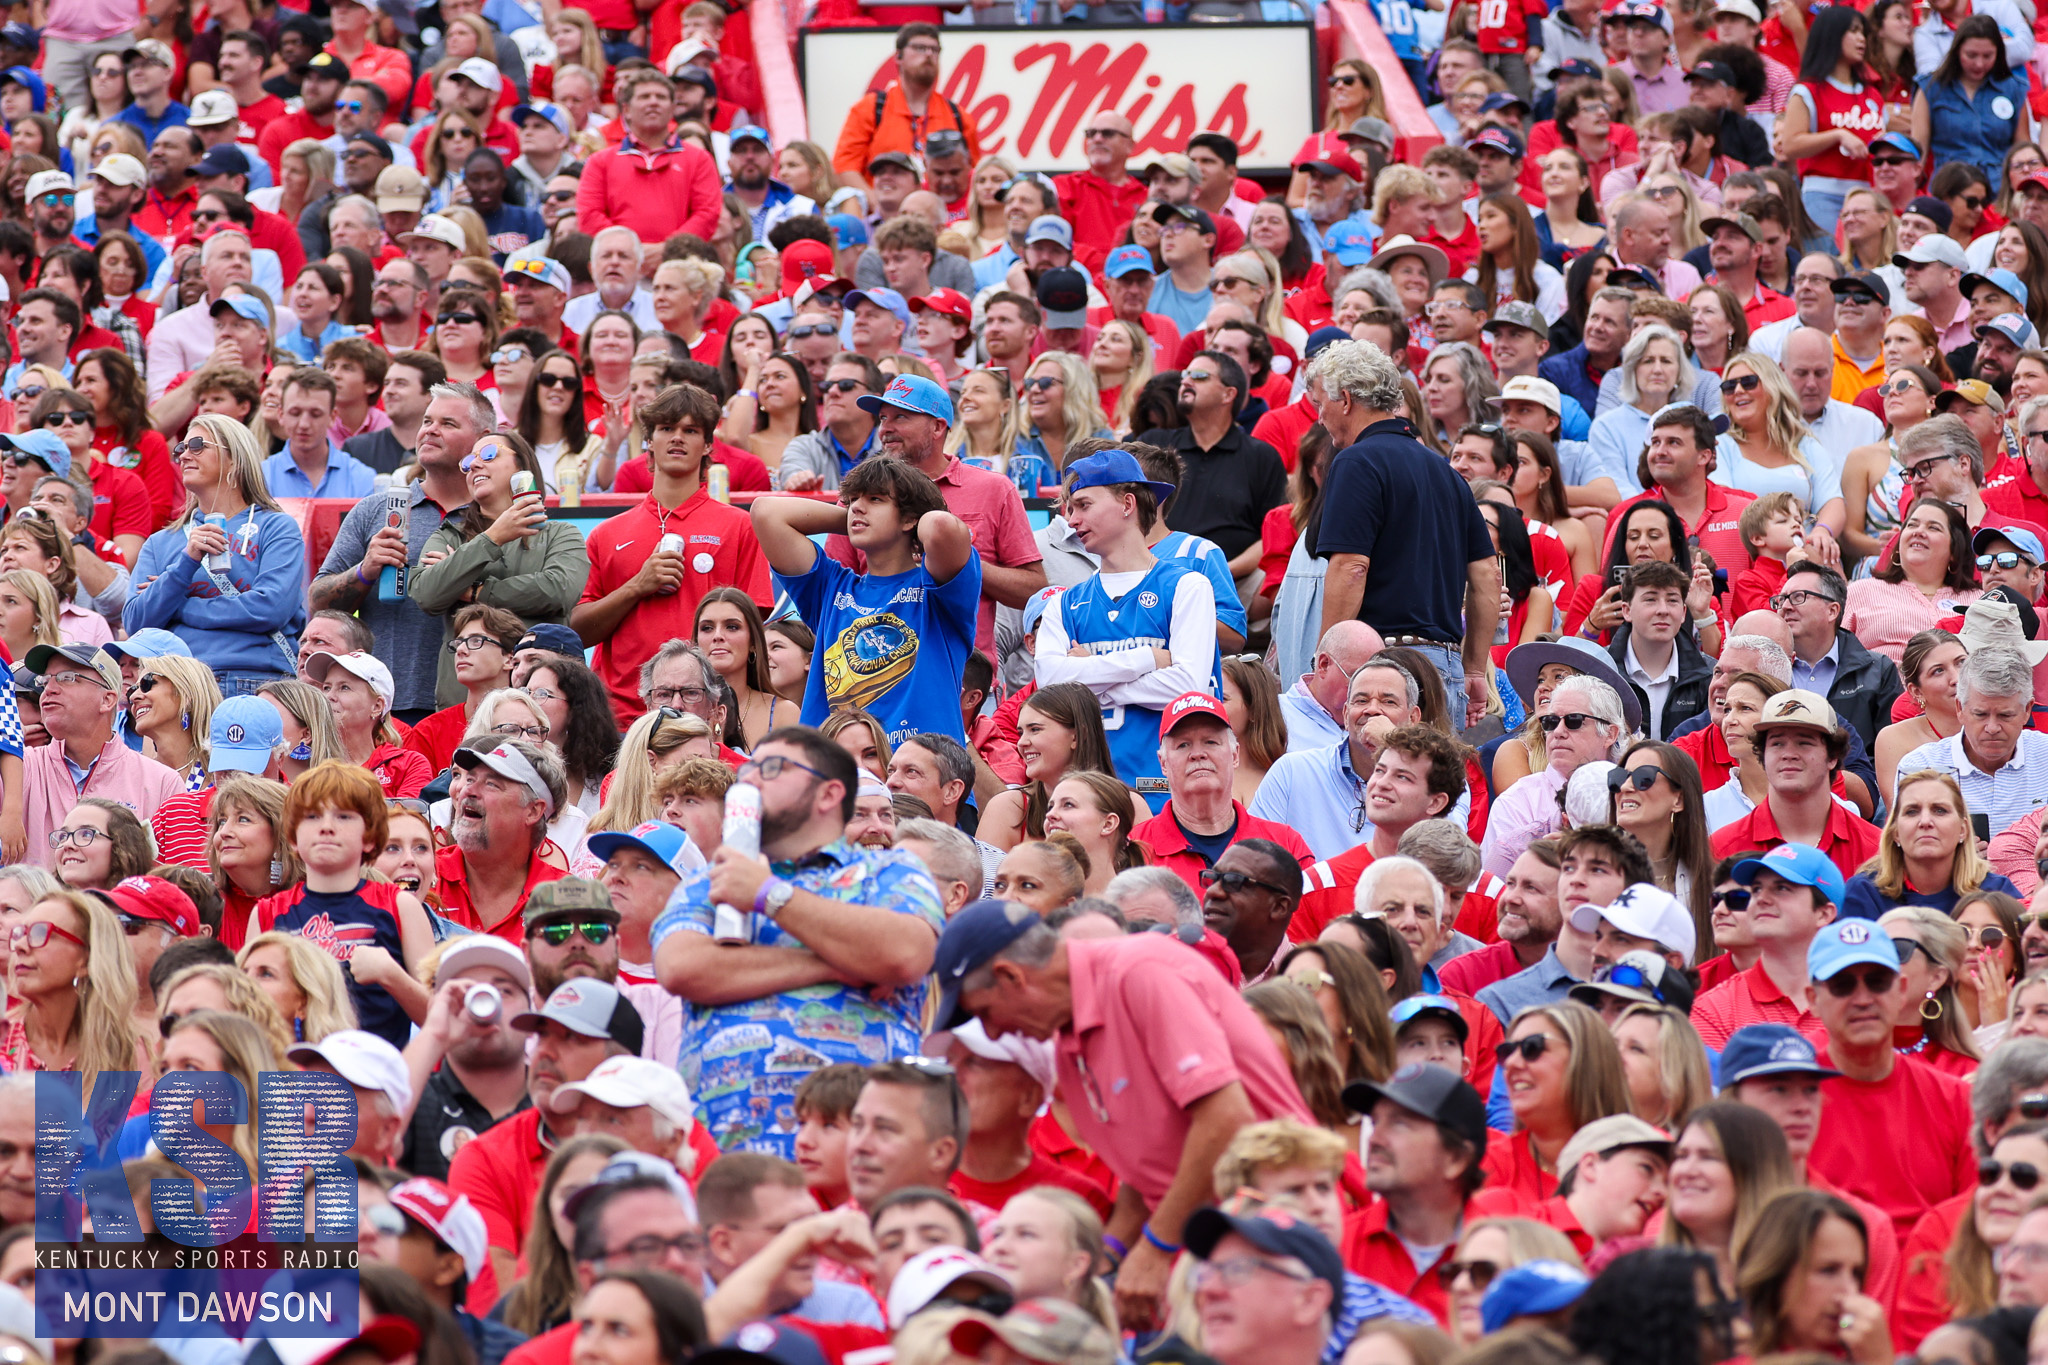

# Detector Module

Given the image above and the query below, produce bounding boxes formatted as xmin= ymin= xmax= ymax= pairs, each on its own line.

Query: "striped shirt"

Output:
xmin=1898 ymin=729 xmax=2048 ymax=835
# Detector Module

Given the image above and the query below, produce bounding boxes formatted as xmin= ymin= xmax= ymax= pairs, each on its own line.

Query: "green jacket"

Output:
xmin=412 ymin=515 xmax=591 ymax=708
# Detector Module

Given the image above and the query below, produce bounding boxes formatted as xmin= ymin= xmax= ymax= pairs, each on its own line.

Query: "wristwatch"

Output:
xmin=755 ymin=876 xmax=796 ymax=921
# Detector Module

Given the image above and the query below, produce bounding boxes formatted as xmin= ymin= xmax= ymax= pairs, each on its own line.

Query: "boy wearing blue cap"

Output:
xmin=1692 ymin=841 xmax=1845 ymax=1049
xmin=1803 ymin=918 xmax=1977 ymax=1241
xmin=1033 ymin=449 xmax=1219 ymax=808
xmin=753 ymin=438 xmax=980 ymax=748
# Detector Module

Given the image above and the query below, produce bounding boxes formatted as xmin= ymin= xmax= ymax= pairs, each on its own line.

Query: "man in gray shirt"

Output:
xmin=308 ymin=381 xmax=489 ymax=723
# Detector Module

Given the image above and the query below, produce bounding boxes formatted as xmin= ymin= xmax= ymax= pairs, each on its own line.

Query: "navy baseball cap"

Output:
xmin=1065 ymin=449 xmax=1176 ymax=504
xmin=1104 ymin=245 xmax=1155 ymax=279
xmin=1304 ymin=325 xmax=1351 ymax=360
xmin=515 ymin=622 xmax=586 ymax=657
xmin=1550 ymin=57 xmax=1601 ymax=78
xmin=1481 ymin=1261 xmax=1591 ymax=1334
xmin=1341 ymin=1062 xmax=1487 ymax=1151
xmin=1718 ymin=1023 xmax=1842 ymax=1086
xmin=195 ymin=144 xmax=252 ymax=178
xmin=694 ymin=1322 xmax=830 ymax=1365
xmin=1904 ymin=196 xmax=1954 ymax=233
xmin=1184 ymin=1206 xmax=1344 ymax=1308
xmin=1467 ymin=126 xmax=1524 ymax=159
xmin=1732 ymin=841 xmax=1845 ymax=905
xmin=858 ymin=372 xmax=954 ymax=424
xmin=934 ymin=899 xmax=1045 ymax=1029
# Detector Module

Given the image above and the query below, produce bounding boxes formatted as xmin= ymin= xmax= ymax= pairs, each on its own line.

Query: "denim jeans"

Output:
xmin=1401 ymin=642 xmax=1470 ymax=733
xmin=1803 ymin=185 xmax=1848 ymax=237
xmin=216 ymin=672 xmax=291 ymax=698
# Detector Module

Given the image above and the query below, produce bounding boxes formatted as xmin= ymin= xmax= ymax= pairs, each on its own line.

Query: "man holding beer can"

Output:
xmin=398 ymin=935 xmax=535 ymax=1182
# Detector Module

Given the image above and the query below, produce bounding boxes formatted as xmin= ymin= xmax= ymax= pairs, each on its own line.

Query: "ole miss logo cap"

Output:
xmin=857 ymin=372 xmax=954 ymax=424
xmin=1163 ymin=691 xmax=1229 ymax=733
xmin=109 ymin=875 xmax=200 ymax=938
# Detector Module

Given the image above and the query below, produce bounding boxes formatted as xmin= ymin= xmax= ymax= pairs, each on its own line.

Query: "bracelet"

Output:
xmin=737 ymin=388 xmax=758 ymax=400
xmin=355 ymin=564 xmax=371 ymax=586
xmin=1141 ymin=1224 xmax=1180 ymax=1254
xmin=1103 ymin=1234 xmax=1129 ymax=1261
xmin=1692 ymin=613 xmax=1716 ymax=628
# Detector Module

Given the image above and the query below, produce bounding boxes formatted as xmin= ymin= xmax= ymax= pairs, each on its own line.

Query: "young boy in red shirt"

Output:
xmin=1729 ymin=491 xmax=1806 ymax=618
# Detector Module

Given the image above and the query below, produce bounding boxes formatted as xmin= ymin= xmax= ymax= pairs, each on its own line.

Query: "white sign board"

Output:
xmin=800 ymin=25 xmax=1317 ymax=174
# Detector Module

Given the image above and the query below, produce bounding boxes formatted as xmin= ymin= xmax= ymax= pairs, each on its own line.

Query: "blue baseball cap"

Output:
xmin=1808 ymin=918 xmax=1905 ymax=984
xmin=1021 ymin=585 xmax=1064 ymax=636
xmin=1025 ymin=215 xmax=1074 ymax=250
xmin=1322 ymin=218 xmax=1376 ymax=267
xmin=511 ymin=102 xmax=572 ymax=136
xmin=210 ymin=694 xmax=284 ymax=774
xmin=1305 ymin=325 xmax=1350 ymax=360
xmin=857 ymin=371 xmax=953 ymax=424
xmin=825 ymin=213 xmax=868 ymax=247
xmin=1064 ymin=448 xmax=1177 ymax=504
xmin=211 ymin=293 xmax=270 ymax=327
xmin=1103 ymin=244 xmax=1156 ymax=279
xmin=1732 ymin=841 xmax=1845 ymax=905
xmin=0 ymin=429 xmax=70 ymax=479
xmin=934 ymin=899 xmax=1046 ymax=1029
xmin=1871 ymin=131 xmax=1922 ymax=159
xmin=587 ymin=820 xmax=697 ymax=876
xmin=727 ymin=124 xmax=771 ymax=149
xmin=1390 ymin=994 xmax=1469 ymax=1042
xmin=1975 ymin=521 xmax=2048 ymax=566
xmin=845 ymin=286 xmax=912 ymax=332
xmin=1481 ymin=1261 xmax=1591 ymax=1335
xmin=1718 ymin=1023 xmax=1843 ymax=1086
xmin=1963 ymin=266 xmax=2031 ymax=311
xmin=1978 ymin=311 xmax=2040 ymax=350
xmin=105 ymin=629 xmax=193 ymax=663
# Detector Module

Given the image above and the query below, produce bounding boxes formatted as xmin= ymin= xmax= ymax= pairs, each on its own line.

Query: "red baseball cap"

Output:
xmin=910 ymin=288 xmax=972 ymax=322
xmin=778 ymin=239 xmax=835 ymax=296
xmin=1294 ymin=150 xmax=1364 ymax=183
xmin=1163 ymin=691 xmax=1230 ymax=733
xmin=2020 ymin=173 xmax=2048 ymax=198
xmin=108 ymin=875 xmax=200 ymax=938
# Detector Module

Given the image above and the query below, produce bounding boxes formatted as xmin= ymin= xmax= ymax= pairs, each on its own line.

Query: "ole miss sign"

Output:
xmin=799 ymin=24 xmax=1318 ymax=174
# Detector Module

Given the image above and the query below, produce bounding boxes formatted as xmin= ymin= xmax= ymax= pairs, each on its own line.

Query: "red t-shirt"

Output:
xmin=1893 ymin=1189 xmax=1967 ymax=1348
xmin=577 ymin=486 xmax=771 ymax=722
xmin=1807 ymin=1051 xmax=1976 ymax=1241
xmin=85 ymin=459 xmax=153 ymax=548
xmin=92 ymin=429 xmax=180 ymax=531
xmin=400 ymin=702 xmax=470 ymax=775
xmin=949 ymin=1152 xmax=1114 ymax=1221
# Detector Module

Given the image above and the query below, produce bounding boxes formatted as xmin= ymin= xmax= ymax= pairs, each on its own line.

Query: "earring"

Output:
xmin=1922 ymin=991 xmax=1944 ymax=1022
xmin=181 ymin=712 xmax=190 ymax=731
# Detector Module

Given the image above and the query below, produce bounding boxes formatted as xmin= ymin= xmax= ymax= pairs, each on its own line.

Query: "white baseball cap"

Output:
xmin=1713 ymin=0 xmax=1762 ymax=20
xmin=398 ymin=213 xmax=467 ymax=253
xmin=1567 ymin=883 xmax=1697 ymax=965
xmin=925 ymin=1017 xmax=1055 ymax=1094
xmin=452 ymin=57 xmax=503 ymax=92
xmin=387 ymin=1177 xmax=489 ymax=1282
xmin=304 ymin=649 xmax=395 ymax=704
xmin=24 ymin=170 xmax=73 ymax=202
xmin=436 ymin=933 xmax=532 ymax=994
xmin=287 ymin=1029 xmax=413 ymax=1115
xmin=91 ymin=153 xmax=147 ymax=189
xmin=1488 ymin=374 xmax=1563 ymax=417
xmin=545 ymin=1054 xmax=694 ymax=1129
xmin=188 ymin=89 xmax=240 ymax=127
xmin=666 ymin=37 xmax=716 ymax=74
xmin=887 ymin=1247 xmax=1014 ymax=1329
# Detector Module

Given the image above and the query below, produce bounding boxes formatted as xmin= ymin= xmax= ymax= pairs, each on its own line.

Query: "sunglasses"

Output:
xmin=1537 ymin=712 xmax=1598 ymax=732
xmin=1495 ymin=1034 xmax=1554 ymax=1064
xmin=41 ymin=412 xmax=92 ymax=428
xmin=12 ymin=920 xmax=86 ymax=950
xmin=1328 ymin=73 xmax=1362 ymax=86
xmin=1965 ymin=925 xmax=2010 ymax=950
xmin=1963 ymin=195 xmax=1990 ymax=210
xmin=337 ymin=99 xmax=366 ymax=113
xmin=459 ymin=442 xmax=507 ymax=472
xmin=489 ymin=346 xmax=530 ymax=365
xmin=1021 ymin=376 xmax=1060 ymax=391
xmin=1881 ymin=377 xmax=1925 ymax=396
xmin=534 ymin=372 xmax=578 ymax=390
xmin=1870 ymin=155 xmax=1915 ymax=167
xmin=438 ymin=311 xmax=482 ymax=327
xmin=171 ymin=437 xmax=213 ymax=457
xmin=1606 ymin=764 xmax=1666 ymax=793
xmin=819 ymin=378 xmax=867 ymax=393
xmin=35 ymin=192 xmax=75 ymax=207
xmin=1720 ymin=374 xmax=1761 ymax=394
xmin=1893 ymin=937 xmax=1924 ymax=965
xmin=1821 ymin=965 xmax=1898 ymax=997
xmin=1981 ymin=552 xmax=2031 ymax=571
xmin=1713 ymin=888 xmax=1751 ymax=911
xmin=532 ymin=919 xmax=615 ymax=946
xmin=1197 ymin=868 xmax=1294 ymax=896
xmin=191 ymin=209 xmax=225 ymax=224
xmin=1983 ymin=1159 xmax=2043 ymax=1190
xmin=788 ymin=323 xmax=837 ymax=339
xmin=1438 ymin=1259 xmax=1500 ymax=1290
xmin=2020 ymin=1093 xmax=2048 ymax=1120
xmin=136 ymin=672 xmax=166 ymax=694
xmin=1184 ymin=369 xmax=1215 ymax=383
xmin=544 ymin=188 xmax=578 ymax=202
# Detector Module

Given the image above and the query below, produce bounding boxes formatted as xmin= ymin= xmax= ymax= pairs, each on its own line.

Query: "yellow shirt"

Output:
xmin=1832 ymin=333 xmax=1885 ymax=404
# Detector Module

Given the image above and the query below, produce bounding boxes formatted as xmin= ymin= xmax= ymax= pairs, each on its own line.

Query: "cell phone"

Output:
xmin=1973 ymin=814 xmax=1992 ymax=842
xmin=1608 ymin=564 xmax=1629 ymax=588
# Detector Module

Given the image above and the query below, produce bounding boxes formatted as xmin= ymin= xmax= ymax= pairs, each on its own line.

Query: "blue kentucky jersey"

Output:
xmin=1057 ymin=556 xmax=1221 ymax=808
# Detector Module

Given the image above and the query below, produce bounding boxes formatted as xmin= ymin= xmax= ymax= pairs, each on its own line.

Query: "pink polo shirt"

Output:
xmin=1057 ymin=934 xmax=1313 ymax=1205
xmin=21 ymin=734 xmax=183 ymax=871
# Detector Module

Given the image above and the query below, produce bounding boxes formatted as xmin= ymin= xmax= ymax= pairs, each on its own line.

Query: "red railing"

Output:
xmin=751 ymin=0 xmax=810 ymax=146
xmin=1325 ymin=0 xmax=1441 ymax=166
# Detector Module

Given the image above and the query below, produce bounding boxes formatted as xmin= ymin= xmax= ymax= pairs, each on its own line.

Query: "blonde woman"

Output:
xmin=1443 ymin=1218 xmax=1582 ymax=1344
xmin=129 ymin=654 xmax=222 ymax=793
xmin=1715 ymin=351 xmax=1847 ymax=536
xmin=422 ymin=112 xmax=487 ymax=213
xmin=156 ymin=960 xmax=296 ymax=1068
xmin=821 ymin=708 xmax=892 ymax=778
xmin=1846 ymin=769 xmax=2015 ymax=917
xmin=0 ymin=886 xmax=139 ymax=1094
xmin=952 ymin=154 xmax=1018 ymax=260
xmin=947 ymin=368 xmax=1020 ymax=474
xmin=1010 ymin=351 xmax=1109 ymax=494
xmin=544 ymin=9 xmax=605 ymax=76
xmin=1878 ymin=905 xmax=1984 ymax=1075
xmin=253 ymin=138 xmax=336 ymax=222
xmin=259 ymin=679 xmax=348 ymax=782
xmin=157 ymin=1010 xmax=284 ymax=1174
xmin=1087 ymin=319 xmax=1154 ymax=434
xmin=1611 ymin=1002 xmax=1714 ymax=1129
xmin=127 ymin=413 xmax=305 ymax=690
xmin=1216 ymin=248 xmax=1308 ymax=352
xmin=982 ymin=1188 xmax=1117 ymax=1332
xmin=1640 ymin=173 xmax=1708 ymax=254
xmin=774 ymin=140 xmax=839 ymax=207
xmin=0 ymin=570 xmax=59 ymax=663
xmin=237 ymin=931 xmax=359 ymax=1044
xmin=589 ymin=709 xmax=714 ymax=833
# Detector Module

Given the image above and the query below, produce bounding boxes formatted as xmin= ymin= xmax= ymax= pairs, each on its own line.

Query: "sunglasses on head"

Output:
xmin=1720 ymin=374 xmax=1761 ymax=394
xmin=1537 ymin=711 xmax=1597 ymax=732
xmin=1983 ymin=1159 xmax=2043 ymax=1190
xmin=2019 ymin=1093 xmax=2048 ymax=1120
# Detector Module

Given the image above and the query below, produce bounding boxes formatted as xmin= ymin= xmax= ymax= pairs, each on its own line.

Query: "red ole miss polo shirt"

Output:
xmin=434 ymin=846 xmax=569 ymax=943
xmin=1437 ymin=939 xmax=1522 ymax=996
xmin=1131 ymin=800 xmax=1314 ymax=897
xmin=578 ymin=487 xmax=771 ymax=722
xmin=1056 ymin=933 xmax=1314 ymax=1206
xmin=1807 ymin=1049 xmax=1976 ymax=1241
xmin=1341 ymin=1195 xmax=1483 ymax=1326
xmin=1606 ymin=482 xmax=1759 ymax=575
xmin=1690 ymin=958 xmax=1822 ymax=1050
xmin=1709 ymin=796 xmax=1883 ymax=884
xmin=86 ymin=459 xmax=152 ymax=548
xmin=1985 ymin=470 xmax=2048 ymax=524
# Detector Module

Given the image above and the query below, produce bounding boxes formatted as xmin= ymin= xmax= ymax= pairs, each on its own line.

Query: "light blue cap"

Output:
xmin=1807 ymin=918 xmax=1905 ymax=983
xmin=845 ymin=286 xmax=912 ymax=330
xmin=857 ymin=371 xmax=952 ymax=423
xmin=0 ymin=429 xmax=69 ymax=479
xmin=1322 ymin=218 xmax=1377 ymax=266
xmin=105 ymin=629 xmax=192 ymax=662
xmin=209 ymin=694 xmax=284 ymax=774
xmin=586 ymin=820 xmax=696 ymax=876
xmin=1103 ymin=245 xmax=1155 ymax=279
xmin=727 ymin=124 xmax=771 ymax=148
xmin=210 ymin=293 xmax=269 ymax=326
xmin=826 ymin=213 xmax=868 ymax=247
xmin=1731 ymin=841 xmax=1845 ymax=905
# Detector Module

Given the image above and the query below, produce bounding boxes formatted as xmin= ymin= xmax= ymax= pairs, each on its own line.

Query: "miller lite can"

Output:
xmin=385 ymin=486 xmax=410 ymax=598
xmin=714 ymin=783 xmax=762 ymax=943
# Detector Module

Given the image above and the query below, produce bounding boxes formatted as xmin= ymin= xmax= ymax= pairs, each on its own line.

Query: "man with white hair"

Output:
xmin=287 ymin=1029 xmax=415 ymax=1166
xmin=1355 ymin=853 xmax=1467 ymax=990
xmin=553 ymin=1054 xmax=705 ymax=1173
xmin=1709 ymin=691 xmax=1883 ymax=879
xmin=1280 ymin=620 xmax=1386 ymax=753
xmin=144 ymin=228 xmax=254 ymax=401
xmin=894 ymin=817 xmax=983 ymax=918
xmin=1310 ymin=339 xmax=1499 ymax=728
xmin=327 ymin=194 xmax=384 ymax=257
xmin=1899 ymin=649 xmax=2048 ymax=833
xmin=1106 ymin=865 xmax=1202 ymax=930
xmin=1131 ymin=693 xmax=1313 ymax=894
xmin=565 ymin=225 xmax=659 ymax=334
xmin=1986 ymin=396 xmax=2048 ymax=524
xmin=1481 ymin=677 xmax=1629 ymax=877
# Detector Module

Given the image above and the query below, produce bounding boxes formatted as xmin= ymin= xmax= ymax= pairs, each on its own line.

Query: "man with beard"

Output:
xmin=653 ymin=726 xmax=945 ymax=1157
xmin=831 ymin=24 xmax=981 ymax=181
xmin=436 ymin=737 xmax=571 ymax=941
xmin=400 ymin=936 xmax=535 ymax=1181
xmin=449 ymin=948 xmax=646 ymax=1310
xmin=75 ymin=154 xmax=161 ymax=277
xmin=925 ymin=128 xmax=972 ymax=219
xmin=365 ymin=257 xmax=431 ymax=353
xmin=1972 ymin=313 xmax=2038 ymax=400
xmin=26 ymin=171 xmax=85 ymax=274
xmin=256 ymin=50 xmax=345 ymax=178
xmin=1441 ymin=840 xmax=1565 ymax=996
xmin=0 ymin=1074 xmax=27 ymax=1227
xmin=726 ymin=126 xmax=815 ymax=239
xmin=135 ymin=125 xmax=205 ymax=242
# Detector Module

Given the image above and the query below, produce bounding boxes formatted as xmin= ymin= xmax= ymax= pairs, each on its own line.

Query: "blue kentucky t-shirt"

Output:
xmin=777 ymin=546 xmax=982 ymax=748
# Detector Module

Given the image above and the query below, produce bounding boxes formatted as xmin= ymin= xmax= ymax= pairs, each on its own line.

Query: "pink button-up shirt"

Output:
xmin=21 ymin=733 xmax=183 ymax=870
xmin=1056 ymin=934 xmax=1312 ymax=1206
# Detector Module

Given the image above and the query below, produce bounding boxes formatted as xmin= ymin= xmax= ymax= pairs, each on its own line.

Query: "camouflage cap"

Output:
xmin=522 ymin=876 xmax=621 ymax=928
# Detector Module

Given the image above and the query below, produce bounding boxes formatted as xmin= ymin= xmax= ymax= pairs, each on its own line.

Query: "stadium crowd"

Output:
xmin=22 ymin=1 xmax=2048 ymax=1365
